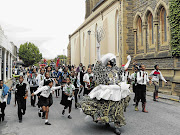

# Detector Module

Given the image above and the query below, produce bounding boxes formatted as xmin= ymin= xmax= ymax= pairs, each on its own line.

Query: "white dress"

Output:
xmin=89 ymin=63 xmax=131 ymax=101
xmin=89 ymin=82 xmax=130 ymax=102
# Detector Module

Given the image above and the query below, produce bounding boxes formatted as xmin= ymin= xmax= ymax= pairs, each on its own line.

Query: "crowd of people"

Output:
xmin=0 ymin=55 xmax=167 ymax=135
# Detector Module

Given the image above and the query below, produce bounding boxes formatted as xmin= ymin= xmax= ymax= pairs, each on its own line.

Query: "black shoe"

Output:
xmin=153 ymin=99 xmax=158 ymax=102
xmin=45 ymin=122 xmax=51 ymax=125
xmin=19 ymin=120 xmax=22 ymax=123
xmin=68 ymin=115 xmax=72 ymax=119
xmin=105 ymin=123 xmax=110 ymax=127
xmin=62 ymin=110 xmax=65 ymax=115
xmin=114 ymin=128 xmax=121 ymax=135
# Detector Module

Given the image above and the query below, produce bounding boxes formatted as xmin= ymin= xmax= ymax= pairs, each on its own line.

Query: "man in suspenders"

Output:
xmin=135 ymin=65 xmax=151 ymax=113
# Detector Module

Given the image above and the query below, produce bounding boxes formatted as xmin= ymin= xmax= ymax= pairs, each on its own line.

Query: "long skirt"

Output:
xmin=78 ymin=96 xmax=130 ymax=128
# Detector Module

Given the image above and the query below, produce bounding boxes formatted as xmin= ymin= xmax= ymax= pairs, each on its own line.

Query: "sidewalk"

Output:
xmin=146 ymin=91 xmax=180 ymax=103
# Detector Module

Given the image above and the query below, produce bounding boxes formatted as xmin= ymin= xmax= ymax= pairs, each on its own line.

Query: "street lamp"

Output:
xmin=88 ymin=30 xmax=91 ymax=65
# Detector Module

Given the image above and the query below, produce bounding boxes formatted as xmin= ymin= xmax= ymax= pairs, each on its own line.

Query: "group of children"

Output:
xmin=0 ymin=63 xmax=167 ymax=126
xmin=0 ymin=64 xmax=96 ymax=125
xmin=128 ymin=64 xmax=167 ymax=113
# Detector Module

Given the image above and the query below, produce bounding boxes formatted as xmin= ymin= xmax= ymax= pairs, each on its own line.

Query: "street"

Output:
xmin=1 ymin=91 xmax=180 ymax=135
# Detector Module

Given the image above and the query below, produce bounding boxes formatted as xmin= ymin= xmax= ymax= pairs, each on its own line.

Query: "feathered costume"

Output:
xmin=78 ymin=53 xmax=131 ymax=129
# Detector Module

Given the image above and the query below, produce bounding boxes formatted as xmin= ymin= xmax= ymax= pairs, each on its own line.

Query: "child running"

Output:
xmin=60 ymin=77 xmax=75 ymax=119
xmin=31 ymin=79 xmax=61 ymax=125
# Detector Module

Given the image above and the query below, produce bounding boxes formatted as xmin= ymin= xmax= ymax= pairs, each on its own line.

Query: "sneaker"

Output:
xmin=153 ymin=99 xmax=158 ymax=102
xmin=45 ymin=122 xmax=51 ymax=125
xmin=42 ymin=116 xmax=45 ymax=119
xmin=68 ymin=115 xmax=72 ymax=119
xmin=62 ymin=110 xmax=65 ymax=115
xmin=135 ymin=106 xmax=139 ymax=111
xmin=19 ymin=120 xmax=22 ymax=123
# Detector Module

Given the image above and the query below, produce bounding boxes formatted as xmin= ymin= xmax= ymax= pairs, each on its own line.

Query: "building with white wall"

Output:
xmin=0 ymin=26 xmax=17 ymax=81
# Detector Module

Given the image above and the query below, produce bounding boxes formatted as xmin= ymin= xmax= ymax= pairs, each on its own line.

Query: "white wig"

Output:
xmin=100 ymin=53 xmax=116 ymax=66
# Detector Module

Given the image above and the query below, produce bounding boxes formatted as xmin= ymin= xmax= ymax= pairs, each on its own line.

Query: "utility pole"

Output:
xmin=88 ymin=30 xmax=91 ymax=65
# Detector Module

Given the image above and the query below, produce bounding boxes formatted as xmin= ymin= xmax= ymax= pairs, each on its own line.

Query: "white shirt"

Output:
xmin=83 ymin=73 xmax=94 ymax=88
xmin=39 ymin=78 xmax=56 ymax=88
xmin=149 ymin=70 xmax=167 ymax=83
xmin=34 ymin=86 xmax=61 ymax=98
xmin=121 ymin=71 xmax=130 ymax=84
xmin=137 ymin=71 xmax=149 ymax=85
xmin=58 ymin=68 xmax=63 ymax=72
xmin=63 ymin=84 xmax=75 ymax=95
xmin=36 ymin=74 xmax=45 ymax=86
xmin=130 ymin=73 xmax=135 ymax=80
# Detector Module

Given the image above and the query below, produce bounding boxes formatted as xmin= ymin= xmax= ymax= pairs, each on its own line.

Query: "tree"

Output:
xmin=54 ymin=55 xmax=67 ymax=65
xmin=169 ymin=0 xmax=180 ymax=57
xmin=19 ymin=42 xmax=42 ymax=67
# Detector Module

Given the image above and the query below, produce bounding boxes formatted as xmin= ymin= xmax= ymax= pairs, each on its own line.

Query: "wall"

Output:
xmin=70 ymin=0 xmax=121 ymax=67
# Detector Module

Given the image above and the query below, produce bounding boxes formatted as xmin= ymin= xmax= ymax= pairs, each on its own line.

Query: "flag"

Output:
xmin=56 ymin=58 xmax=60 ymax=67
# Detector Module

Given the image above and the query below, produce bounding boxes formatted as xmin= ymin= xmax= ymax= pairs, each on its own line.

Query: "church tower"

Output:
xmin=85 ymin=0 xmax=100 ymax=19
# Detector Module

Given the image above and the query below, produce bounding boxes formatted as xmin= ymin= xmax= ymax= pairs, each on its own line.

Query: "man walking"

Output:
xmin=149 ymin=65 xmax=167 ymax=101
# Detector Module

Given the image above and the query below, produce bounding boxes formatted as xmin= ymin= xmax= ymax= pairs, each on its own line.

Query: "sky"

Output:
xmin=0 ymin=0 xmax=85 ymax=59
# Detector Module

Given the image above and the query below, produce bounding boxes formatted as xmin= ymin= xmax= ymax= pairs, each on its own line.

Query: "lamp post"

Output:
xmin=88 ymin=30 xmax=91 ymax=65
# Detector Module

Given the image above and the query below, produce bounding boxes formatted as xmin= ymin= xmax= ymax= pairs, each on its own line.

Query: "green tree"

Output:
xmin=54 ymin=55 xmax=67 ymax=65
xmin=19 ymin=42 xmax=42 ymax=67
xmin=169 ymin=0 xmax=180 ymax=57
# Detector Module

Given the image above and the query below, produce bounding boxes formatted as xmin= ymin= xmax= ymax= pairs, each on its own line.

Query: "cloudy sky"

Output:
xmin=0 ymin=0 xmax=85 ymax=59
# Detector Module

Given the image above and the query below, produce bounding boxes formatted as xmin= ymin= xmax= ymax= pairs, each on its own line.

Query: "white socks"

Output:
xmin=68 ymin=113 xmax=70 ymax=116
xmin=45 ymin=119 xmax=48 ymax=123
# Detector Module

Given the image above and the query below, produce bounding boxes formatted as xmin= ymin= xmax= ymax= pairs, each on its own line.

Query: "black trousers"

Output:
xmin=136 ymin=84 xmax=146 ymax=104
xmin=83 ymin=88 xmax=88 ymax=96
xmin=74 ymin=89 xmax=79 ymax=107
xmin=17 ymin=98 xmax=26 ymax=120
xmin=55 ymin=84 xmax=60 ymax=97
xmin=0 ymin=102 xmax=6 ymax=121
xmin=30 ymin=87 xmax=38 ymax=106
xmin=133 ymin=84 xmax=137 ymax=102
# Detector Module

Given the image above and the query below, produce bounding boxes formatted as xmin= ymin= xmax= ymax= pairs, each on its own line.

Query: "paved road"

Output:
xmin=0 ymin=90 xmax=180 ymax=135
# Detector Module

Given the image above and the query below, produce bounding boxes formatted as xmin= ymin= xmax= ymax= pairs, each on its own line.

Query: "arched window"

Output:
xmin=148 ymin=13 xmax=154 ymax=45
xmin=137 ymin=17 xmax=143 ymax=47
xmin=160 ymin=7 xmax=167 ymax=43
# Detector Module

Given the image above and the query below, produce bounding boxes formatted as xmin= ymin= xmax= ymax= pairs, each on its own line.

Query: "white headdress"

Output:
xmin=100 ymin=53 xmax=116 ymax=66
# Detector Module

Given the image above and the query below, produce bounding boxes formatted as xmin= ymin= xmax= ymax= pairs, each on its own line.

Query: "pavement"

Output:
xmin=147 ymin=91 xmax=180 ymax=102
xmin=0 ymin=80 xmax=180 ymax=135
